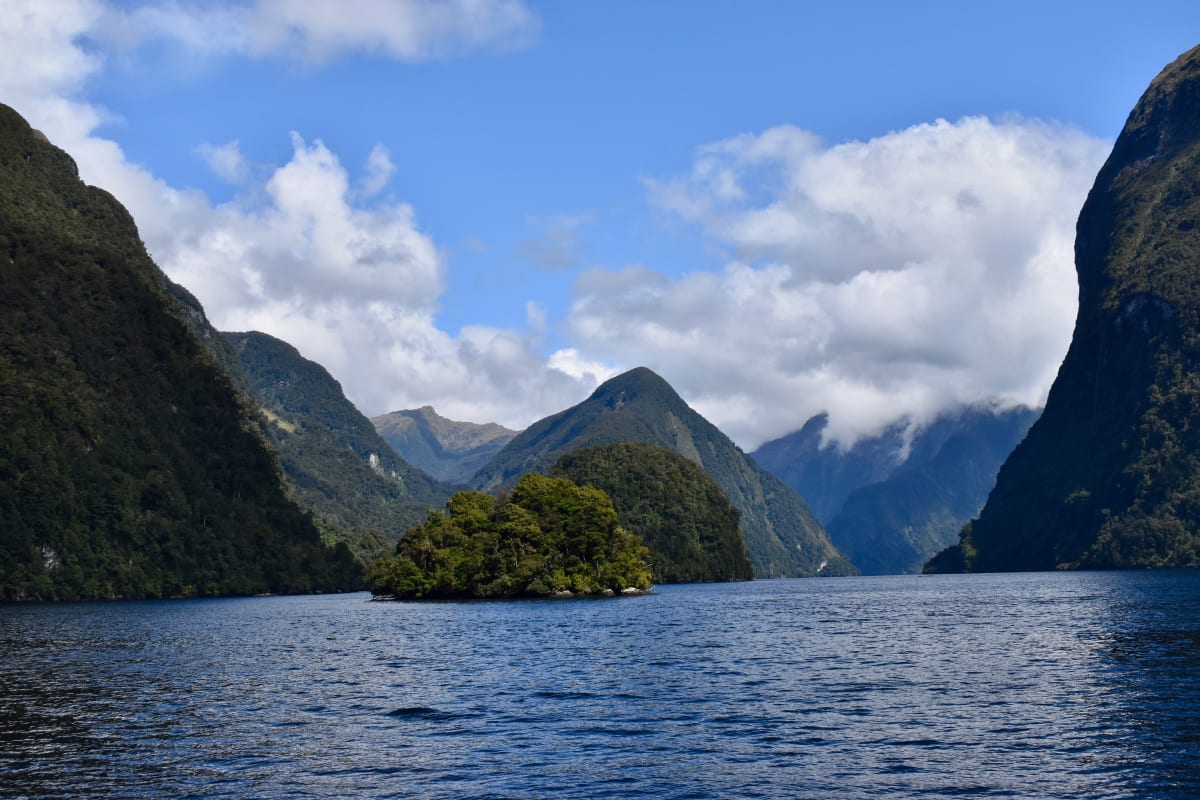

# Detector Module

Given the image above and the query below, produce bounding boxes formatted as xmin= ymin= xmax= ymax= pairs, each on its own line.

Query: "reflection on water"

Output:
xmin=2 ymin=571 xmax=1200 ymax=798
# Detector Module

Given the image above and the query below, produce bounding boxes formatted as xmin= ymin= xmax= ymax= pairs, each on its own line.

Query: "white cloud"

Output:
xmin=0 ymin=0 xmax=589 ymax=433
xmin=579 ymin=118 xmax=1111 ymax=449
xmin=93 ymin=0 xmax=539 ymax=63
xmin=0 ymin=2 xmax=1115 ymax=454
xmin=198 ymin=139 xmax=248 ymax=184
xmin=134 ymin=133 xmax=597 ymax=430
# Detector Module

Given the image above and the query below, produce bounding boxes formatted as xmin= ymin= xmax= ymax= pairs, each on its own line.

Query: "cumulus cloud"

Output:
xmin=0 ymin=1 xmax=1116 ymax=452
xmin=579 ymin=119 xmax=1111 ymax=448
xmin=0 ymin=0 xmax=593 ymax=431
xmin=93 ymin=0 xmax=539 ymax=63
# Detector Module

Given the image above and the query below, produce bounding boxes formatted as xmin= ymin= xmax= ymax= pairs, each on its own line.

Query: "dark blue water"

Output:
xmin=3 ymin=571 xmax=1200 ymax=799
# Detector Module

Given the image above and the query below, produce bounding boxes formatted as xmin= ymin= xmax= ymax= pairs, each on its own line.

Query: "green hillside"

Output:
xmin=552 ymin=443 xmax=753 ymax=583
xmin=225 ymin=331 xmax=456 ymax=562
xmin=0 ymin=104 xmax=359 ymax=600
xmin=471 ymin=367 xmax=855 ymax=577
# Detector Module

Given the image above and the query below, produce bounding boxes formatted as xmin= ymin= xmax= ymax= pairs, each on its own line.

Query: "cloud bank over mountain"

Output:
xmin=579 ymin=119 xmax=1110 ymax=446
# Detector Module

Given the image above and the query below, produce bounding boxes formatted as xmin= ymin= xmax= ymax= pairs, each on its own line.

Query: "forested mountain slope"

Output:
xmin=929 ymin=44 xmax=1200 ymax=572
xmin=472 ymin=367 xmax=854 ymax=577
xmin=0 ymin=104 xmax=358 ymax=600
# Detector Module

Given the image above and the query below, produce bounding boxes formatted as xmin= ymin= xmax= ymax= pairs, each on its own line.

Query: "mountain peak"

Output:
xmin=470 ymin=367 xmax=855 ymax=577
xmin=589 ymin=367 xmax=678 ymax=406
xmin=372 ymin=406 xmax=517 ymax=484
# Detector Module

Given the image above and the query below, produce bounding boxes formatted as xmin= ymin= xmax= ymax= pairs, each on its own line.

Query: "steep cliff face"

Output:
xmin=0 ymin=104 xmax=358 ymax=600
xmin=928 ymin=44 xmax=1200 ymax=572
xmin=225 ymin=332 xmax=456 ymax=558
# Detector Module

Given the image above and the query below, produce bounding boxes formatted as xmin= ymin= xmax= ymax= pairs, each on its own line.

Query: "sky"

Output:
xmin=3 ymin=1 xmax=1200 ymax=450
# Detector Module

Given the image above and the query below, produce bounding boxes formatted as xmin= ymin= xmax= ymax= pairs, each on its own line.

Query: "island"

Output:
xmin=367 ymin=473 xmax=652 ymax=599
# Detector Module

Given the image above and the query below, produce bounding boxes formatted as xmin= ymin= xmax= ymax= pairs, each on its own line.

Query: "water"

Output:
xmin=2 ymin=571 xmax=1200 ymax=799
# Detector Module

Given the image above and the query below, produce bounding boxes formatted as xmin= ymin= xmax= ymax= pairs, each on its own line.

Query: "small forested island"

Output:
xmin=367 ymin=474 xmax=652 ymax=599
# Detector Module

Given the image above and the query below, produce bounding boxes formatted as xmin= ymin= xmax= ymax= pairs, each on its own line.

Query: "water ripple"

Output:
xmin=4 ymin=571 xmax=1200 ymax=797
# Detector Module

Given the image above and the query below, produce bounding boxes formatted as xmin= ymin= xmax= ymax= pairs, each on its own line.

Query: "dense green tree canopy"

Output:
xmin=368 ymin=474 xmax=652 ymax=599
xmin=0 ymin=103 xmax=359 ymax=600
xmin=551 ymin=443 xmax=752 ymax=583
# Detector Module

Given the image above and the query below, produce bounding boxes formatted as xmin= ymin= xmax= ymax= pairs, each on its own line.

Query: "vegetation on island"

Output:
xmin=0 ymin=103 xmax=360 ymax=600
xmin=368 ymin=473 xmax=652 ymax=599
xmin=927 ymin=43 xmax=1200 ymax=573
xmin=551 ymin=443 xmax=753 ymax=583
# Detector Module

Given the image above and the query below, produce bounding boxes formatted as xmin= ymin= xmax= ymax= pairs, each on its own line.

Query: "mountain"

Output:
xmin=0 ymin=103 xmax=359 ymax=600
xmin=752 ymin=413 xmax=921 ymax=523
xmin=551 ymin=443 xmax=754 ymax=583
xmin=470 ymin=367 xmax=855 ymax=577
xmin=826 ymin=408 xmax=1038 ymax=574
xmin=372 ymin=406 xmax=517 ymax=484
xmin=752 ymin=407 xmax=1037 ymax=574
xmin=223 ymin=331 xmax=456 ymax=561
xmin=928 ymin=44 xmax=1200 ymax=573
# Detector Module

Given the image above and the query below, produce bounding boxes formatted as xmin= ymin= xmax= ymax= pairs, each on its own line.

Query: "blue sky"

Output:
xmin=4 ymin=1 xmax=1200 ymax=447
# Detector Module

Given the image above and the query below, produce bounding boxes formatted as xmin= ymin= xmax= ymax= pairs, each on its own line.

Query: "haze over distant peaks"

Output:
xmin=372 ymin=406 xmax=517 ymax=484
xmin=753 ymin=407 xmax=1038 ymax=574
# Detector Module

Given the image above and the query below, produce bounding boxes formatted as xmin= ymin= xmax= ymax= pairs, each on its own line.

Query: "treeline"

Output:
xmin=551 ymin=443 xmax=753 ymax=582
xmin=368 ymin=474 xmax=652 ymax=599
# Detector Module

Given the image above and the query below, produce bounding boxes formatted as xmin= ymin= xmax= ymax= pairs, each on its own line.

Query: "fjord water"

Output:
xmin=3 ymin=572 xmax=1199 ymax=799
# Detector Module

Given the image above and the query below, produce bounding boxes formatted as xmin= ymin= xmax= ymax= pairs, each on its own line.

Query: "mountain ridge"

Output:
xmin=373 ymin=406 xmax=516 ymax=484
xmin=223 ymin=331 xmax=456 ymax=560
xmin=0 ymin=103 xmax=359 ymax=600
xmin=471 ymin=367 xmax=855 ymax=577
xmin=753 ymin=406 xmax=1037 ymax=573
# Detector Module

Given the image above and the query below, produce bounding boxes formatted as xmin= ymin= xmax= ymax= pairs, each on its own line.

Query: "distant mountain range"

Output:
xmin=167 ymin=284 xmax=456 ymax=566
xmin=929 ymin=43 xmax=1200 ymax=572
xmin=752 ymin=408 xmax=1037 ymax=574
xmin=372 ymin=406 xmax=516 ymax=484
xmin=470 ymin=367 xmax=855 ymax=577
